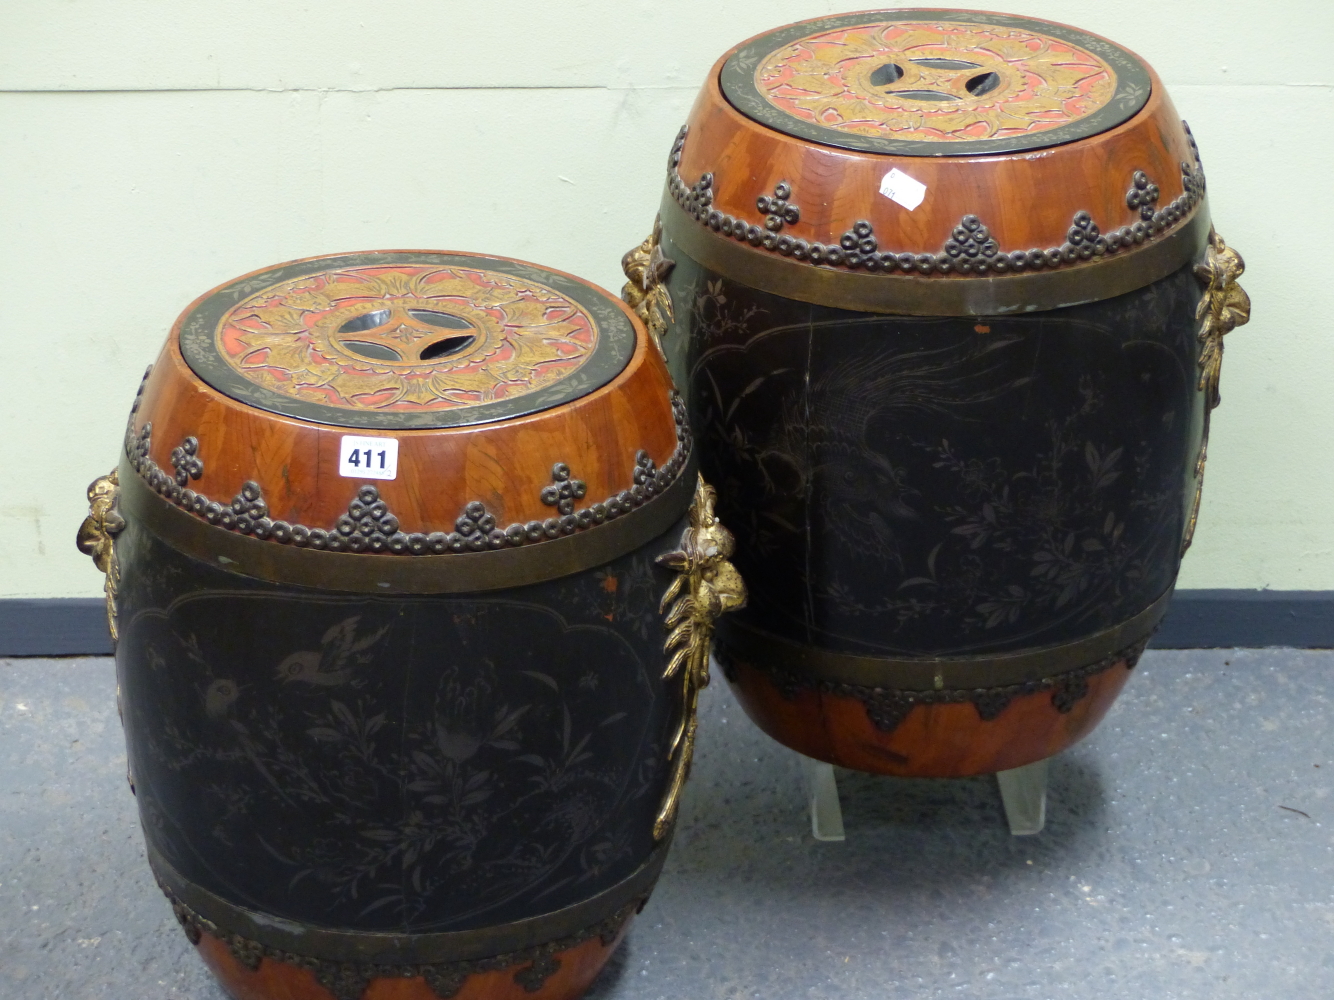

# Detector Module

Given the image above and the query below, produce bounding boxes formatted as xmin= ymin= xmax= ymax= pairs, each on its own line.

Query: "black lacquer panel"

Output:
xmin=115 ymin=517 xmax=684 ymax=934
xmin=663 ymin=237 xmax=1204 ymax=657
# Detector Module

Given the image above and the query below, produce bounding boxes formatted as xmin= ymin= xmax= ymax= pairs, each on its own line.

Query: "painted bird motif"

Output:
xmin=754 ymin=334 xmax=1032 ymax=570
xmin=204 ymin=678 xmax=241 ymax=717
xmin=275 ymin=615 xmax=390 ymax=686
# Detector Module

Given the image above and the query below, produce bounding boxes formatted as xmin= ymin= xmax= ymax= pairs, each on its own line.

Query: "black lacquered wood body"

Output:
xmin=115 ymin=511 xmax=685 ymax=936
xmin=661 ymin=223 xmax=1206 ymax=666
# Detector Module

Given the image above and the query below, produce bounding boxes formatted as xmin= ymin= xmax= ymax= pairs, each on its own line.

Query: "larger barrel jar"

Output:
xmin=622 ymin=9 xmax=1250 ymax=777
xmin=77 ymin=250 xmax=743 ymax=1000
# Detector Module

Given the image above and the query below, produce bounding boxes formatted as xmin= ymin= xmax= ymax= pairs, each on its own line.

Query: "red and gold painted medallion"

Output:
xmin=754 ymin=19 xmax=1118 ymax=144
xmin=216 ymin=265 xmax=600 ymax=414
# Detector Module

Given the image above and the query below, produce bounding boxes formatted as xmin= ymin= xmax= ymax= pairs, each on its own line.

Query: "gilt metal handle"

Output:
xmin=1182 ymin=229 xmax=1251 ymax=554
xmin=76 ymin=469 xmax=125 ymax=642
xmin=621 ymin=215 xmax=676 ymax=358
xmin=652 ymin=474 xmax=746 ymax=839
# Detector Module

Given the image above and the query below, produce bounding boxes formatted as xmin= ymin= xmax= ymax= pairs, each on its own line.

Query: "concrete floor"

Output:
xmin=2 ymin=650 xmax=1331 ymax=999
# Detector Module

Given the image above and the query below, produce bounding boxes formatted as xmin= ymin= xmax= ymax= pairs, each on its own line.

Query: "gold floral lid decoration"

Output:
xmin=179 ymin=252 xmax=638 ymax=429
xmin=722 ymin=9 xmax=1150 ymax=156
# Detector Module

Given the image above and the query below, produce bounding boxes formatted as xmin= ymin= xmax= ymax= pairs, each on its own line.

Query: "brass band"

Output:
xmin=147 ymin=840 xmax=666 ymax=965
xmin=661 ymin=194 xmax=1211 ymax=316
xmin=717 ymin=586 xmax=1173 ymax=691
xmin=118 ymin=450 xmax=697 ymax=595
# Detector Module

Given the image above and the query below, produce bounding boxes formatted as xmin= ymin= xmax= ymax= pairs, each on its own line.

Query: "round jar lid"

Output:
xmin=721 ymin=9 xmax=1151 ymax=157
xmin=179 ymin=251 xmax=638 ymax=429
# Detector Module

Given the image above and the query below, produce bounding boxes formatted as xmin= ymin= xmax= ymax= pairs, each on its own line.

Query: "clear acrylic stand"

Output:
xmin=994 ymin=757 xmax=1048 ymax=835
xmin=801 ymin=754 xmax=847 ymax=841
xmin=799 ymin=753 xmax=1050 ymax=839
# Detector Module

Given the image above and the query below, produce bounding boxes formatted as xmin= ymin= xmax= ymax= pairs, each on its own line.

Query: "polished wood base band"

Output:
xmin=150 ymin=842 xmax=665 ymax=1000
xmin=192 ymin=922 xmax=629 ymax=1000
xmin=723 ymin=650 xmax=1140 ymax=778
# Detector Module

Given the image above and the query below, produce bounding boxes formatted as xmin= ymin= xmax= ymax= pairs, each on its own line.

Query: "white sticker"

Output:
xmin=879 ymin=168 xmax=927 ymax=211
xmin=338 ymin=436 xmax=399 ymax=480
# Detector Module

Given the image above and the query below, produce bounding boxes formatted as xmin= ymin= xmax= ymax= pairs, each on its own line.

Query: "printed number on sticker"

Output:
xmin=879 ymin=168 xmax=927 ymax=211
xmin=339 ymin=436 xmax=399 ymax=480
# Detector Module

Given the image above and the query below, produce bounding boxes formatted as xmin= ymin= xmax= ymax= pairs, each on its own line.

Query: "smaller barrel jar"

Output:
xmin=78 ymin=250 xmax=743 ymax=1000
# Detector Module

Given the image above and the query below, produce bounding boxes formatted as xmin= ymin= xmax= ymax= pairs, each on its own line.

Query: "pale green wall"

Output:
xmin=1 ymin=1 xmax=1328 ymax=598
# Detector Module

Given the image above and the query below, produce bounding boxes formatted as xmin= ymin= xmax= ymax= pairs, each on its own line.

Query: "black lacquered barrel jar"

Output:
xmin=621 ymin=10 xmax=1251 ymax=777
xmin=79 ymin=250 xmax=744 ymax=1000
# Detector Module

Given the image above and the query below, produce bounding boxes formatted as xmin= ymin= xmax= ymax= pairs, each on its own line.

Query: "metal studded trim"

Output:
xmin=725 ymin=637 xmax=1151 ymax=735
xmin=123 ymin=369 xmax=693 ymax=557
xmin=168 ymin=437 xmax=203 ymax=485
xmin=665 ymin=123 xmax=1208 ymax=277
xmin=159 ymin=876 xmax=641 ymax=1000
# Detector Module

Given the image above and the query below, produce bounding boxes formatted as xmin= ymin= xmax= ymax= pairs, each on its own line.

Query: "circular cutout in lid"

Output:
xmin=178 ymin=251 xmax=638 ymax=429
xmin=721 ymin=10 xmax=1151 ymax=156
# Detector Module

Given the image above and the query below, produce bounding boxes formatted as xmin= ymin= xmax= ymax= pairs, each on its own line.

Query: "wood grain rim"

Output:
xmin=662 ymin=193 xmax=1210 ymax=316
xmin=118 ymin=450 xmax=697 ymax=594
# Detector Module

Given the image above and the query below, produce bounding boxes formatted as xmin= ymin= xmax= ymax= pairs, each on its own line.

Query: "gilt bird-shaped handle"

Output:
xmin=652 ymin=475 xmax=746 ymax=840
